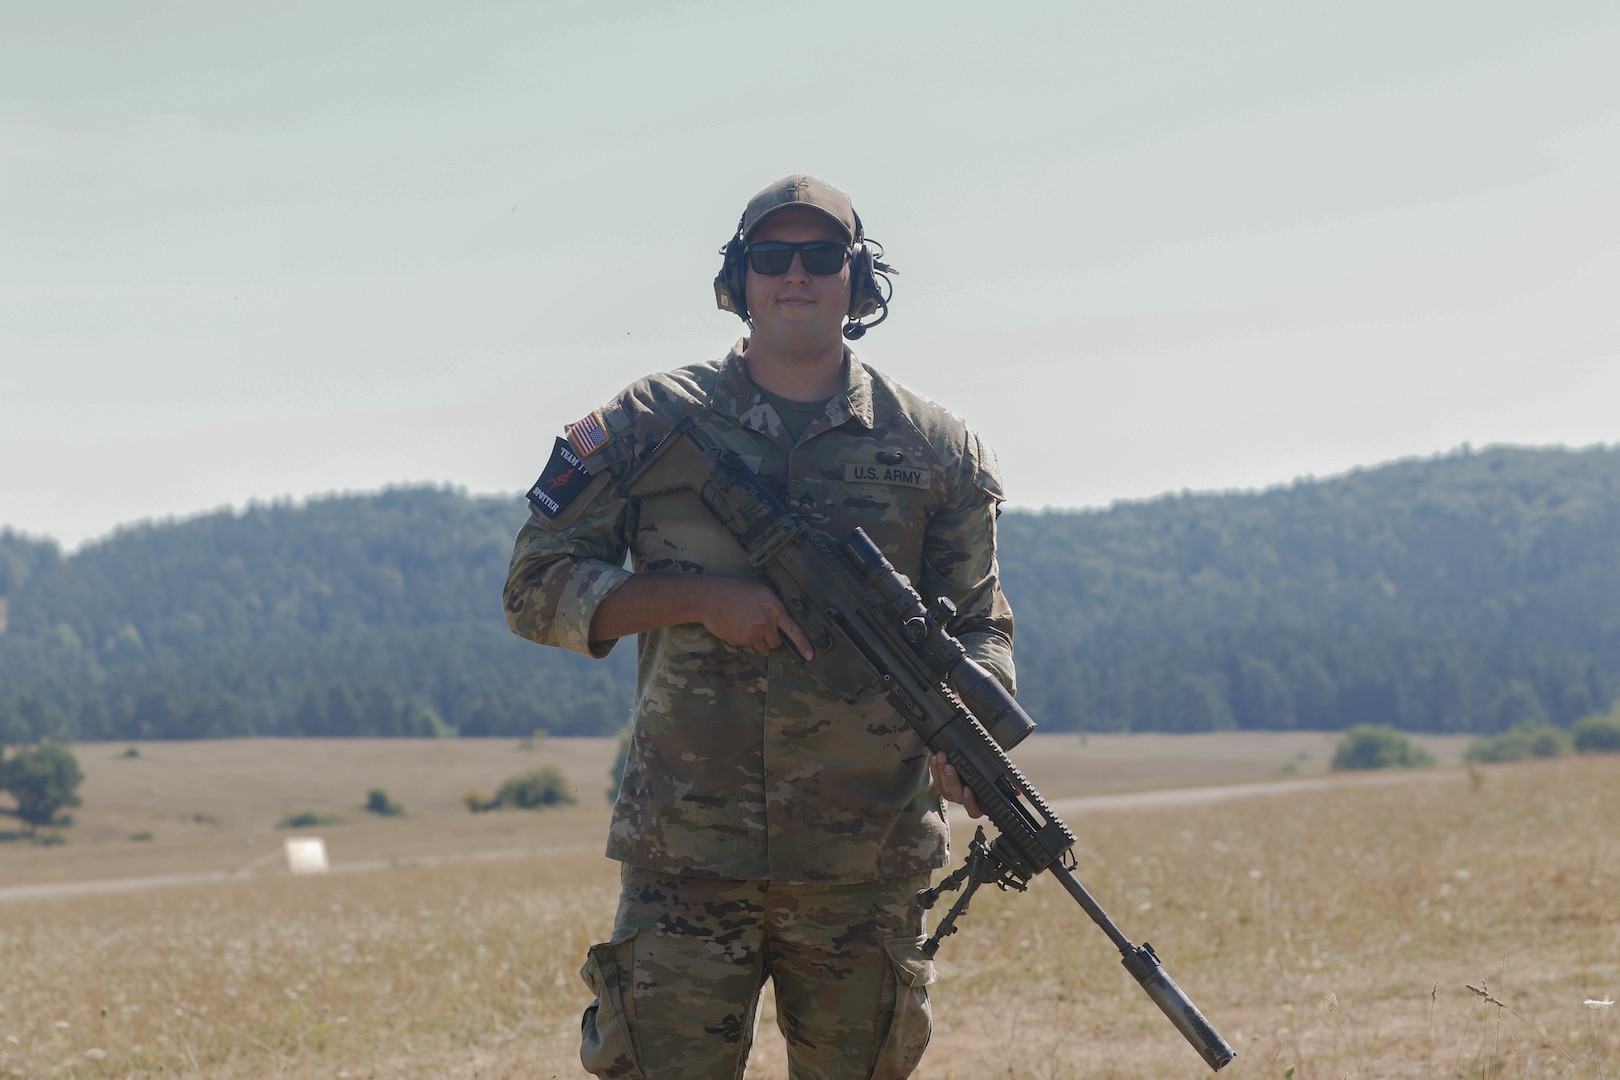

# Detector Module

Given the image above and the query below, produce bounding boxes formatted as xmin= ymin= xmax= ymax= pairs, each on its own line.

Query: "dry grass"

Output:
xmin=1010 ymin=730 xmax=1470 ymax=801
xmin=919 ymin=755 xmax=1620 ymax=1079
xmin=1 ymin=739 xmax=1615 ymax=1078
xmin=0 ymin=732 xmax=1472 ymax=889
xmin=0 ymin=738 xmax=620 ymax=888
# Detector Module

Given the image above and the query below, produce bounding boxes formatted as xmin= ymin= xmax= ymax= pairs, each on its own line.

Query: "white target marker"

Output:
xmin=284 ymin=837 xmax=330 ymax=875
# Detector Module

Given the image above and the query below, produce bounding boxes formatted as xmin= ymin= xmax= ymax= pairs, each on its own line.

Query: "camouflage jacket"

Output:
xmin=504 ymin=340 xmax=1015 ymax=883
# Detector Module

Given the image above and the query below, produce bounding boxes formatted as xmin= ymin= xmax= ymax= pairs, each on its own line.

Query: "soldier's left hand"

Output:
xmin=930 ymin=752 xmax=982 ymax=818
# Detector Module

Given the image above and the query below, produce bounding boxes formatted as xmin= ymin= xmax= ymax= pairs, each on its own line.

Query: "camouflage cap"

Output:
xmin=741 ymin=174 xmax=859 ymax=242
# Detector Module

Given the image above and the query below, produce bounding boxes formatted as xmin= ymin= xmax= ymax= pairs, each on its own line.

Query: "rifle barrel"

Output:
xmin=1051 ymin=863 xmax=1236 ymax=1071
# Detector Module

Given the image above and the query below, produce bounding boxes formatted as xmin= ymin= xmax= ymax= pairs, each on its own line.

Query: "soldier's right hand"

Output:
xmin=699 ymin=577 xmax=816 ymax=662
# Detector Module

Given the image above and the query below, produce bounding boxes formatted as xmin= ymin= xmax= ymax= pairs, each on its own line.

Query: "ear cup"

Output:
xmin=713 ymin=234 xmax=750 ymax=320
xmin=847 ymin=242 xmax=882 ymax=319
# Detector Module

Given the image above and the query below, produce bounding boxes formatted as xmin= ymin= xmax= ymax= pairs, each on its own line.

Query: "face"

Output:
xmin=743 ymin=207 xmax=852 ymax=348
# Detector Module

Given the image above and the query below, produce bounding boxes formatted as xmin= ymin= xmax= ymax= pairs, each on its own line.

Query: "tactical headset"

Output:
xmin=713 ymin=211 xmax=897 ymax=340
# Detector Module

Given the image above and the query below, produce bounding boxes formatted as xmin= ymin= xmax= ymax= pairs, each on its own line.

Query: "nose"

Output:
xmin=782 ymin=252 xmax=811 ymax=282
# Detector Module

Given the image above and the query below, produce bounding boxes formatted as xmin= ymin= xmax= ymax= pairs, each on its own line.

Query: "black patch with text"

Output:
xmin=527 ymin=437 xmax=593 ymax=519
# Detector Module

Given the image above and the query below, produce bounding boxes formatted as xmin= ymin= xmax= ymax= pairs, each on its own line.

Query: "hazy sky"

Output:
xmin=5 ymin=1 xmax=1618 ymax=550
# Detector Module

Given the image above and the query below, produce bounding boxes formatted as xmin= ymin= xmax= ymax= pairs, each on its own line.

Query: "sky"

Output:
xmin=4 ymin=1 xmax=1618 ymax=551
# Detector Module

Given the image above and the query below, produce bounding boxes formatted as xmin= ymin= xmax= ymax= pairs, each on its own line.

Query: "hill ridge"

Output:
xmin=4 ymin=444 xmax=1618 ymax=741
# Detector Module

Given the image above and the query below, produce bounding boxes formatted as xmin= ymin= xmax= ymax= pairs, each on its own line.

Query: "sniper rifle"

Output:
xmin=623 ymin=416 xmax=1235 ymax=1072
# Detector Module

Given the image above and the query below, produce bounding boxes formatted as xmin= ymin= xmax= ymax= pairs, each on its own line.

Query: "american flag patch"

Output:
xmin=566 ymin=411 xmax=611 ymax=457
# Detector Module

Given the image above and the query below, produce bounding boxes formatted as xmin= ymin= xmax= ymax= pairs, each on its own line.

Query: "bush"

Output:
xmin=1464 ymin=722 xmax=1571 ymax=763
xmin=496 ymin=766 xmax=577 ymax=810
xmin=277 ymin=811 xmax=342 ymax=829
xmin=0 ymin=742 xmax=84 ymax=833
xmin=363 ymin=788 xmax=404 ymax=816
xmin=462 ymin=790 xmax=499 ymax=813
xmin=1572 ymin=712 xmax=1620 ymax=754
xmin=1331 ymin=725 xmax=1436 ymax=771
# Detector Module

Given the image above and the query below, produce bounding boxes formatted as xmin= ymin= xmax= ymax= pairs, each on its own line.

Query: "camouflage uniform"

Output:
xmin=504 ymin=339 xmax=1014 ymax=1078
xmin=579 ymin=866 xmax=936 ymax=1080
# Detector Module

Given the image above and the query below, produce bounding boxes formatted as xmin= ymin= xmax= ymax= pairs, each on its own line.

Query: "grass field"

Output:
xmin=3 ymin=734 xmax=1615 ymax=1078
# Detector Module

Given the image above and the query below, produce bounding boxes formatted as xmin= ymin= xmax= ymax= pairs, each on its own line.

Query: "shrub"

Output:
xmin=496 ymin=766 xmax=577 ymax=810
xmin=1464 ymin=722 xmax=1571 ymax=763
xmin=363 ymin=788 xmax=404 ymax=816
xmin=1331 ymin=725 xmax=1436 ymax=770
xmin=462 ymin=790 xmax=499 ymax=814
xmin=0 ymin=742 xmax=84 ymax=833
xmin=1571 ymin=712 xmax=1620 ymax=754
xmin=277 ymin=811 xmax=342 ymax=829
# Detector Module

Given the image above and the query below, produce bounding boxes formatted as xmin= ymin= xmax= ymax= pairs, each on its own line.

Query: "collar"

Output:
xmin=708 ymin=338 xmax=875 ymax=431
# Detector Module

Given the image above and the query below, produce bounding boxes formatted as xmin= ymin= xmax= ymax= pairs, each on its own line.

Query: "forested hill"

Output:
xmin=3 ymin=444 xmax=1618 ymax=743
xmin=1001 ymin=445 xmax=1620 ymax=733
xmin=0 ymin=489 xmax=633 ymax=743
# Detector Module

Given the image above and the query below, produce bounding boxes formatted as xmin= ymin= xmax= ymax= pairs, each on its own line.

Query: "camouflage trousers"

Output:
xmin=579 ymin=864 xmax=936 ymax=1080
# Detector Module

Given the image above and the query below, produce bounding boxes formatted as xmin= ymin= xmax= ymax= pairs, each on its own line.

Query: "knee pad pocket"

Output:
xmin=870 ymin=935 xmax=937 ymax=1080
xmin=580 ymin=928 xmax=646 ymax=1079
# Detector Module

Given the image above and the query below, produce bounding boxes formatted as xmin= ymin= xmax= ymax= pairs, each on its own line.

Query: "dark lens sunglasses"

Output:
xmin=744 ymin=240 xmax=850 ymax=276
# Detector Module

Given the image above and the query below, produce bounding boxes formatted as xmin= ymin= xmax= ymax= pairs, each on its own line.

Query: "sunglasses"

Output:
xmin=744 ymin=240 xmax=850 ymax=276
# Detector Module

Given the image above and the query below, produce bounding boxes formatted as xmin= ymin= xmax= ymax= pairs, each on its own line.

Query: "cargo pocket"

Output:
xmin=870 ymin=935 xmax=936 ymax=1080
xmin=579 ymin=928 xmax=645 ymax=1080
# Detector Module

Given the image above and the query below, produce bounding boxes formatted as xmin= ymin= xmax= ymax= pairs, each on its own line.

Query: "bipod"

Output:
xmin=917 ymin=826 xmax=1028 ymax=958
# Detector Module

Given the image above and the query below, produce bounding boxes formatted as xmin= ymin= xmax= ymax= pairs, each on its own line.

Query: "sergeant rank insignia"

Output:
xmin=527 ymin=438 xmax=593 ymax=519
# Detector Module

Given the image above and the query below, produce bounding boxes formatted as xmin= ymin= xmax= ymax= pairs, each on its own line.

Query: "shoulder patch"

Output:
xmin=527 ymin=438 xmax=594 ymax=519
xmin=567 ymin=411 xmax=611 ymax=457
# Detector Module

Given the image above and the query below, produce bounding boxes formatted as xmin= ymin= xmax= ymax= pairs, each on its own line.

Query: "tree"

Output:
xmin=0 ymin=696 xmax=24 ymax=746
xmin=1572 ymin=712 xmax=1620 ymax=754
xmin=0 ymin=742 xmax=84 ymax=833
xmin=1483 ymin=680 xmax=1547 ymax=733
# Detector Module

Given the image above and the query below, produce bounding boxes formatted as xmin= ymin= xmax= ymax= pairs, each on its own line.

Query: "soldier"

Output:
xmin=504 ymin=174 xmax=1014 ymax=1079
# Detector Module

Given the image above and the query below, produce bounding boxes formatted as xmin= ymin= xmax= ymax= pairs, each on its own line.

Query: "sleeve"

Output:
xmin=502 ymin=413 xmax=639 ymax=659
xmin=918 ymin=428 xmax=1017 ymax=695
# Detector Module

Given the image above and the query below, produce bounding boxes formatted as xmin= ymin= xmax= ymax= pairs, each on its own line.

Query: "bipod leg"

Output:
xmin=920 ymin=827 xmax=1001 ymax=958
xmin=916 ymin=862 xmax=971 ymax=912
